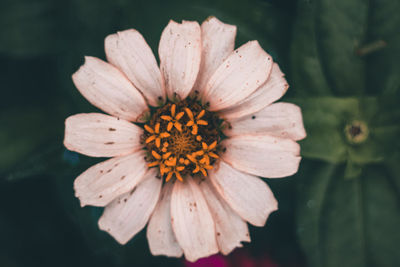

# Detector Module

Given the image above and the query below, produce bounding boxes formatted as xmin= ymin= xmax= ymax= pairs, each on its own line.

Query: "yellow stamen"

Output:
xmin=197 ymin=120 xmax=208 ymax=126
xmin=167 ymin=122 xmax=173 ymax=131
xmin=197 ymin=110 xmax=205 ymax=119
xmin=154 ymin=123 xmax=160 ymax=133
xmin=176 ymin=112 xmax=185 ymax=120
xmin=174 ymin=122 xmax=182 ymax=132
xmin=175 ymin=171 xmax=183 ymax=182
xmin=146 ymin=135 xmax=156 ymax=143
xmin=191 ymin=124 xmax=198 ymax=135
xmin=195 ymin=150 xmax=204 ymax=156
xmin=166 ymin=172 xmax=173 ymax=182
xmin=148 ymin=161 xmax=159 ymax=167
xmin=165 ymin=157 xmax=177 ymax=167
xmin=161 ymin=115 xmax=172 ymax=121
xmin=160 ymin=132 xmax=170 ymax=138
xmin=144 ymin=125 xmax=154 ymax=133
xmin=155 ymin=138 xmax=161 ymax=148
xmin=151 ymin=150 xmax=161 ymax=160
xmin=209 ymin=141 xmax=217 ymax=150
xmin=176 ymin=166 xmax=185 ymax=171
xmin=186 ymin=154 xmax=197 ymax=163
xmin=202 ymin=142 xmax=208 ymax=150
xmin=196 ymin=135 xmax=202 ymax=141
xmin=163 ymin=152 xmax=172 ymax=159
xmin=171 ymin=104 xmax=176 ymax=117
xmin=185 ymin=108 xmax=194 ymax=120
xmin=209 ymin=152 xmax=219 ymax=158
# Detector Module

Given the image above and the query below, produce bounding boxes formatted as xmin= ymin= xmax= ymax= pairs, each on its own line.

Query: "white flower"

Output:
xmin=64 ymin=17 xmax=306 ymax=262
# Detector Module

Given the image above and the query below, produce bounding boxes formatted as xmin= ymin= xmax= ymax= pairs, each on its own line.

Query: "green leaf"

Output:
xmin=315 ymin=0 xmax=368 ymax=96
xmin=294 ymin=96 xmax=398 ymax=165
xmin=297 ymin=162 xmax=400 ymax=267
xmin=365 ymin=0 xmax=400 ymax=95
xmin=289 ymin=0 xmax=332 ymax=96
xmin=293 ymin=97 xmax=359 ymax=163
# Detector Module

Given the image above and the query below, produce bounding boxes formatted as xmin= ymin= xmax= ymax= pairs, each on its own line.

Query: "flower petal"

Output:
xmin=159 ymin=20 xmax=202 ymax=100
xmin=209 ymin=161 xmax=278 ymax=227
xmin=73 ymin=150 xmax=147 ymax=207
xmin=193 ymin=16 xmax=236 ymax=95
xmin=64 ymin=113 xmax=143 ymax=157
xmin=147 ymin=182 xmax=183 ymax=257
xmin=201 ymin=41 xmax=273 ymax=111
xmin=171 ymin=176 xmax=218 ymax=262
xmin=225 ymin=102 xmax=306 ymax=141
xmin=221 ymin=135 xmax=301 ymax=178
xmin=105 ymin=29 xmax=165 ymax=106
xmin=219 ymin=63 xmax=288 ymax=119
xmin=98 ymin=168 xmax=162 ymax=245
xmin=72 ymin=56 xmax=148 ymax=122
xmin=199 ymin=178 xmax=250 ymax=255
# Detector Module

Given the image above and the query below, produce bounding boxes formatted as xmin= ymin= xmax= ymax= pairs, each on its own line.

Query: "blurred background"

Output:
xmin=1 ymin=0 xmax=399 ymax=266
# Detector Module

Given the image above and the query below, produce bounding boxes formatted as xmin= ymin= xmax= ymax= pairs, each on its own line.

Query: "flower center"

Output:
xmin=142 ymin=98 xmax=223 ymax=182
xmin=344 ymin=120 xmax=369 ymax=144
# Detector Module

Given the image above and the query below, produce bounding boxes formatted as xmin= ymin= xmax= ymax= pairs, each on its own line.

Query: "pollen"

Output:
xmin=142 ymin=98 xmax=223 ymax=182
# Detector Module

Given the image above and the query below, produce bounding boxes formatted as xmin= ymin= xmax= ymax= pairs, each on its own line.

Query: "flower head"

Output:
xmin=64 ymin=16 xmax=306 ymax=262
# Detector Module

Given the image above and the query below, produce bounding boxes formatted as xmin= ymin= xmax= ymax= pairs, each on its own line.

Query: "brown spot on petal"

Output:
xmin=104 ymin=142 xmax=115 ymax=145
xmin=108 ymin=128 xmax=116 ymax=131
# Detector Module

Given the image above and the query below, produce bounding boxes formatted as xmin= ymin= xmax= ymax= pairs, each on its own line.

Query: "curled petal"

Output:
xmin=199 ymin=178 xmax=250 ymax=255
xmin=72 ymin=56 xmax=148 ymax=122
xmin=159 ymin=20 xmax=202 ymax=100
xmin=98 ymin=168 xmax=162 ymax=245
xmin=209 ymin=161 xmax=278 ymax=227
xmin=220 ymin=63 xmax=288 ymax=119
xmin=64 ymin=113 xmax=143 ymax=157
xmin=74 ymin=151 xmax=147 ymax=207
xmin=147 ymin=182 xmax=183 ymax=257
xmin=193 ymin=16 xmax=237 ymax=95
xmin=221 ymin=135 xmax=301 ymax=178
xmin=225 ymin=102 xmax=306 ymax=141
xmin=105 ymin=29 xmax=165 ymax=106
xmin=171 ymin=177 xmax=218 ymax=262
xmin=202 ymin=41 xmax=273 ymax=111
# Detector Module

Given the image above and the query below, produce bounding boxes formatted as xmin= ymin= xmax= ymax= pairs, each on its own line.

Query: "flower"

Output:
xmin=64 ymin=17 xmax=306 ymax=262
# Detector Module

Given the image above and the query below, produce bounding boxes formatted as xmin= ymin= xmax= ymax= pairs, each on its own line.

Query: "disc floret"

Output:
xmin=143 ymin=99 xmax=222 ymax=182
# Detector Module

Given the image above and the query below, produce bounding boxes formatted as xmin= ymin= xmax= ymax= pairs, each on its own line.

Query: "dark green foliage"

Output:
xmin=1 ymin=0 xmax=399 ymax=266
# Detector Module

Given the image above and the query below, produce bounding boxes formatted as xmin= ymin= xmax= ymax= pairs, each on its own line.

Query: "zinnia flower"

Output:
xmin=64 ymin=17 xmax=306 ymax=262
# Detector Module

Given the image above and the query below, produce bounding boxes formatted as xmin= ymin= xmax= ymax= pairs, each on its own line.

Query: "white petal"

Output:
xmin=219 ymin=63 xmax=288 ymax=119
xmin=222 ymin=135 xmax=301 ymax=178
xmin=105 ymin=29 xmax=165 ymax=106
xmin=74 ymin=150 xmax=147 ymax=207
xmin=171 ymin=177 xmax=218 ymax=262
xmin=209 ymin=161 xmax=278 ymax=227
xmin=159 ymin=20 xmax=202 ymax=100
xmin=147 ymin=182 xmax=183 ymax=257
xmin=64 ymin=113 xmax=143 ymax=157
xmin=72 ymin=56 xmax=148 ymax=122
xmin=193 ymin=16 xmax=236 ymax=95
xmin=225 ymin=102 xmax=306 ymax=141
xmin=201 ymin=41 xmax=273 ymax=111
xmin=199 ymin=179 xmax=250 ymax=255
xmin=98 ymin=168 xmax=162 ymax=245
